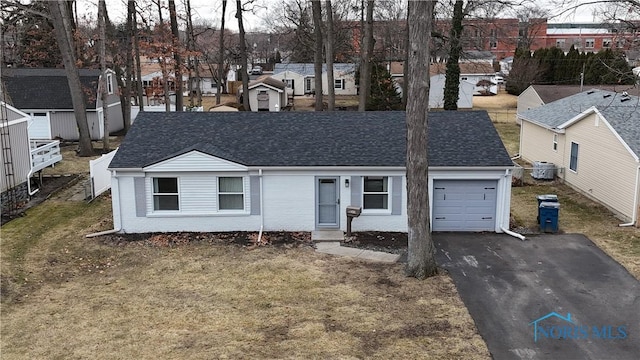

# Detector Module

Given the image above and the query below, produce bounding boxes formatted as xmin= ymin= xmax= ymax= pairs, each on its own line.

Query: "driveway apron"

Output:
xmin=435 ymin=233 xmax=640 ymax=360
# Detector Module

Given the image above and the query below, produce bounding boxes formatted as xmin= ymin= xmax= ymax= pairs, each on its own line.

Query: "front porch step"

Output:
xmin=311 ymin=230 xmax=344 ymax=242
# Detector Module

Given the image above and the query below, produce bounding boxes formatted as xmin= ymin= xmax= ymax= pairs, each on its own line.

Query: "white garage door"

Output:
xmin=433 ymin=180 xmax=497 ymax=232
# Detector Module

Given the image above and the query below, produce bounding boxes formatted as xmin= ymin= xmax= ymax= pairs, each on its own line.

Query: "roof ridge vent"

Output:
xmin=620 ymin=97 xmax=631 ymax=102
xmin=622 ymin=91 xmax=629 ymax=97
xmin=603 ymin=94 xmax=611 ymax=98
xmin=587 ymin=90 xmax=595 ymax=94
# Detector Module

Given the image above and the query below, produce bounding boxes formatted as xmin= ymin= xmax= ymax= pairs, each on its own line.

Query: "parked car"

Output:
xmin=250 ymin=66 xmax=263 ymax=75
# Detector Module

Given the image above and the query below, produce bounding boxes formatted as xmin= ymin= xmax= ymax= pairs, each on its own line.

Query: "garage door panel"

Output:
xmin=433 ymin=180 xmax=497 ymax=232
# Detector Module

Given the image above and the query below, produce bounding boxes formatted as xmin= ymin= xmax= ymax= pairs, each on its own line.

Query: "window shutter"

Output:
xmin=350 ymin=176 xmax=362 ymax=206
xmin=134 ymin=177 xmax=146 ymax=217
xmin=391 ymin=176 xmax=402 ymax=215
xmin=341 ymin=79 xmax=345 ymax=90
xmin=250 ymin=176 xmax=261 ymax=215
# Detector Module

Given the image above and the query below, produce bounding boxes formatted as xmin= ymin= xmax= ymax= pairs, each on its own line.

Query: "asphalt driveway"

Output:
xmin=435 ymin=233 xmax=640 ymax=360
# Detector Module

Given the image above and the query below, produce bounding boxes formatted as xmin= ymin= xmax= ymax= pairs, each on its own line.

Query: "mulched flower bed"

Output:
xmin=101 ymin=231 xmax=313 ymax=249
xmin=342 ymin=231 xmax=408 ymax=254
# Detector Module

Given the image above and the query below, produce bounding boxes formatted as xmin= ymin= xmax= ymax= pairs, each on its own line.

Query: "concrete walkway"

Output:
xmin=311 ymin=231 xmax=401 ymax=263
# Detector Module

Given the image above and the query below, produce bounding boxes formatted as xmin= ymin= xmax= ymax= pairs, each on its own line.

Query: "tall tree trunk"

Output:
xmin=168 ymin=0 xmax=183 ymax=111
xmin=155 ymin=2 xmax=171 ymax=112
xmin=405 ymin=0 xmax=437 ymax=279
xmin=133 ymin=1 xmax=144 ymax=110
xmin=358 ymin=0 xmax=374 ymax=111
xmin=47 ymin=1 xmax=93 ymax=156
xmin=121 ymin=0 xmax=134 ymax=131
xmin=402 ymin=8 xmax=409 ymax=109
xmin=312 ymin=0 xmax=323 ymax=111
xmin=444 ymin=0 xmax=463 ymax=110
xmin=185 ymin=0 xmax=201 ymax=107
xmin=236 ymin=0 xmax=250 ymax=111
xmin=217 ymin=0 xmax=227 ymax=105
xmin=98 ymin=0 xmax=109 ymax=152
xmin=325 ymin=1 xmax=335 ymax=111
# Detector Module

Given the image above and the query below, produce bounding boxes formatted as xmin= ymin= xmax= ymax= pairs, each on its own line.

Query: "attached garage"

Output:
xmin=432 ymin=179 xmax=498 ymax=231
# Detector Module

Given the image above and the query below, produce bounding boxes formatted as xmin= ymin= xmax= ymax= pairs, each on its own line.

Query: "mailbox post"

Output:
xmin=346 ymin=206 xmax=362 ymax=236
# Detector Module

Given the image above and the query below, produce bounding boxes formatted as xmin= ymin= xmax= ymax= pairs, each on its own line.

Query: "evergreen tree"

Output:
xmin=443 ymin=0 xmax=464 ymax=110
xmin=366 ymin=63 xmax=403 ymax=110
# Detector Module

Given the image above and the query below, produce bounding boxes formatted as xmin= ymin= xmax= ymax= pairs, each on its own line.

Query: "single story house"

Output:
xmin=518 ymin=89 xmax=640 ymax=224
xmin=2 ymin=68 xmax=124 ymax=141
xmin=108 ymin=111 xmax=514 ymax=234
xmin=1 ymin=102 xmax=62 ymax=214
xmin=245 ymin=77 xmax=287 ymax=111
xmin=271 ymin=63 xmax=357 ymax=96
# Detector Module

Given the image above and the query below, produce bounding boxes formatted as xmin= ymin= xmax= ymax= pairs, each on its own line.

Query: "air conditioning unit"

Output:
xmin=532 ymin=161 xmax=555 ymax=180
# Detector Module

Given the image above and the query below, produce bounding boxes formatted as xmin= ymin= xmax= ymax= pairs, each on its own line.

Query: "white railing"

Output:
xmin=30 ymin=139 xmax=62 ymax=172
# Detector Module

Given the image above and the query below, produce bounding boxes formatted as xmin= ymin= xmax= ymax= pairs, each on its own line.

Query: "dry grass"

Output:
xmin=196 ymin=95 xmax=238 ymax=111
xmin=492 ymin=122 xmax=640 ymax=279
xmin=43 ymin=137 xmax=122 ymax=176
xmin=1 ymin=198 xmax=489 ymax=359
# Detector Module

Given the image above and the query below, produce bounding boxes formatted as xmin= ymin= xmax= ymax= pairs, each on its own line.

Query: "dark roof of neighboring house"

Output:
xmin=273 ymin=63 xmax=356 ymax=77
xmin=1 ymin=67 xmax=101 ymax=110
xmin=109 ymin=111 xmax=513 ymax=169
xmin=520 ymin=89 xmax=640 ymax=156
xmin=529 ymin=84 xmax=640 ymax=104
xmin=430 ymin=62 xmax=495 ymax=76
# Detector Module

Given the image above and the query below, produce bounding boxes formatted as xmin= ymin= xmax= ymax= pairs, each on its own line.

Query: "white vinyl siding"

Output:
xmin=519 ymin=121 xmax=565 ymax=167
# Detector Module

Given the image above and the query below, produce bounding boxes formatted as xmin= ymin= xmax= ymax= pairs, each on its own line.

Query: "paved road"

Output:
xmin=435 ymin=233 xmax=640 ymax=360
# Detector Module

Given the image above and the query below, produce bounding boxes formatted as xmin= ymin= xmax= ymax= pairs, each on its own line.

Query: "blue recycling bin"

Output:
xmin=539 ymin=201 xmax=560 ymax=233
xmin=536 ymin=194 xmax=558 ymax=223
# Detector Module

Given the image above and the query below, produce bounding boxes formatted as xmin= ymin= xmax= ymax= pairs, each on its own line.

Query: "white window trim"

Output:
xmin=552 ymin=133 xmax=558 ymax=152
xmin=106 ymin=73 xmax=114 ymax=94
xmin=585 ymin=39 xmax=595 ymax=48
xmin=362 ymin=176 xmax=392 ymax=214
xmin=569 ymin=141 xmax=579 ymax=173
xmin=217 ymin=176 xmax=247 ymax=212
xmin=152 ymin=177 xmax=180 ymax=212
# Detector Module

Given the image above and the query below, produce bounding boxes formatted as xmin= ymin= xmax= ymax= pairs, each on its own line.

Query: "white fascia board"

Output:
xmin=248 ymin=83 xmax=284 ymax=93
xmin=557 ymin=106 xmax=598 ymax=129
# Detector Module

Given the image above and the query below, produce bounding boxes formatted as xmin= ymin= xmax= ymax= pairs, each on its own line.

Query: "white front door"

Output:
xmin=28 ymin=112 xmax=51 ymax=139
xmin=317 ymin=177 xmax=339 ymax=228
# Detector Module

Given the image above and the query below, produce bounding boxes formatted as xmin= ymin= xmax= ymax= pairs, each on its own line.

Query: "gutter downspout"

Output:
xmin=86 ymin=228 xmax=120 ymax=238
xmin=26 ymin=168 xmax=39 ymax=196
xmin=257 ymin=168 xmax=264 ymax=243
xmin=502 ymin=168 xmax=526 ymax=240
xmin=619 ymin=165 xmax=640 ymax=227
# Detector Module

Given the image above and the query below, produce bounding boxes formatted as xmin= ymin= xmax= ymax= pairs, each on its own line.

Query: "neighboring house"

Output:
xmin=108 ymin=111 xmax=514 ymax=234
xmin=518 ymin=90 xmax=640 ymax=224
xmin=1 ymin=102 xmax=62 ymax=213
xmin=430 ymin=62 xmax=498 ymax=95
xmin=245 ymin=77 xmax=287 ymax=111
xmin=271 ymin=63 xmax=357 ymax=96
xmin=516 ymin=84 xmax=640 ymax=122
xmin=2 ymin=68 xmax=124 ymax=141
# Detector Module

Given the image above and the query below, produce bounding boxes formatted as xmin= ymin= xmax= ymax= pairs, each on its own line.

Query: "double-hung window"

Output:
xmin=218 ymin=177 xmax=244 ymax=210
xmin=334 ymin=79 xmax=345 ymax=89
xmin=569 ymin=142 xmax=579 ymax=172
xmin=553 ymin=134 xmax=558 ymax=151
xmin=363 ymin=176 xmax=389 ymax=210
xmin=153 ymin=177 xmax=179 ymax=210
xmin=106 ymin=73 xmax=114 ymax=94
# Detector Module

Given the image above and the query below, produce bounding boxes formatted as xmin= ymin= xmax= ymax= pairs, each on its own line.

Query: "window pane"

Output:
xmin=570 ymin=143 xmax=579 ymax=171
xmin=154 ymin=195 xmax=179 ymax=210
xmin=364 ymin=177 xmax=388 ymax=192
xmin=219 ymin=177 xmax=243 ymax=192
xmin=364 ymin=194 xmax=388 ymax=209
xmin=219 ymin=194 xmax=244 ymax=210
xmin=154 ymin=178 xmax=178 ymax=193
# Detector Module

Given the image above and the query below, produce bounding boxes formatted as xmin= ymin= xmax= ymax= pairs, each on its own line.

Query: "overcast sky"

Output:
xmin=75 ymin=0 xmax=609 ymax=32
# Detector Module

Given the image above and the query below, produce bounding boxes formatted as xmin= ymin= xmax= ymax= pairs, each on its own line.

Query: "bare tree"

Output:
xmin=444 ymin=0 xmax=463 ymax=110
xmin=133 ymin=1 xmax=144 ymax=111
xmin=405 ymin=0 xmax=437 ymax=279
xmin=358 ymin=0 xmax=374 ymax=111
xmin=168 ymin=0 xmax=183 ymax=111
xmin=98 ymin=0 xmax=109 ymax=151
xmin=237 ymin=0 xmax=250 ymax=111
xmin=325 ymin=1 xmax=335 ymax=111
xmin=47 ymin=1 xmax=93 ymax=156
xmin=185 ymin=0 xmax=202 ymax=108
xmin=312 ymin=0 xmax=324 ymax=111
xmin=218 ymin=0 xmax=227 ymax=105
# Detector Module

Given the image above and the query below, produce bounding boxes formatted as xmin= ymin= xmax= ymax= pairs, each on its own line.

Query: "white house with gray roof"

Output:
xmin=518 ymin=89 xmax=640 ymax=225
xmin=108 ymin=111 xmax=514 ymax=234
xmin=271 ymin=63 xmax=357 ymax=96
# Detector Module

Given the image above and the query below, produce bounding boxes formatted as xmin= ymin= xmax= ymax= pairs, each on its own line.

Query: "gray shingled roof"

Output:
xmin=273 ymin=63 xmax=356 ymax=77
xmin=2 ymin=68 xmax=101 ymax=110
xmin=530 ymin=84 xmax=640 ymax=104
xmin=520 ymin=89 xmax=640 ymax=157
xmin=109 ymin=111 xmax=513 ymax=169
